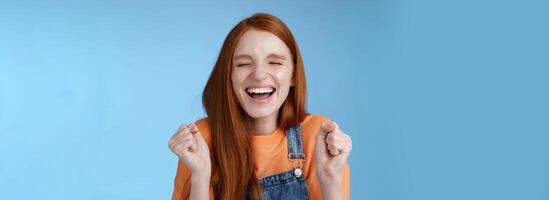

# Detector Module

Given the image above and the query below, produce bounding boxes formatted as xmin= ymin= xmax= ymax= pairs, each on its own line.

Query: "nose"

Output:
xmin=251 ymin=64 xmax=268 ymax=81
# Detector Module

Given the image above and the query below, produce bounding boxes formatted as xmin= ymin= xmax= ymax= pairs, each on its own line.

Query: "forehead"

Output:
xmin=233 ymin=29 xmax=291 ymax=58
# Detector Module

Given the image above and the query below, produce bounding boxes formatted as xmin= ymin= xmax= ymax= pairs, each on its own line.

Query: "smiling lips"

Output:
xmin=245 ymin=86 xmax=276 ymax=103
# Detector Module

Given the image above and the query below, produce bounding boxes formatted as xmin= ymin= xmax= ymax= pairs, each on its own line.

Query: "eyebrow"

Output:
xmin=233 ymin=54 xmax=252 ymax=60
xmin=267 ymin=53 xmax=287 ymax=61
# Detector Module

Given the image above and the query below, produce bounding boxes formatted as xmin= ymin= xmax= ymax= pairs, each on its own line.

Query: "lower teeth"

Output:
xmin=250 ymin=93 xmax=271 ymax=99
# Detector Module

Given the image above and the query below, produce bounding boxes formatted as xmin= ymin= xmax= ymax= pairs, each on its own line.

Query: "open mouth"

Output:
xmin=246 ymin=87 xmax=276 ymax=101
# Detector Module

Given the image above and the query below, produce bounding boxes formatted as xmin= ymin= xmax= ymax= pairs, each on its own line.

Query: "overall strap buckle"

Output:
xmin=286 ymin=124 xmax=306 ymax=177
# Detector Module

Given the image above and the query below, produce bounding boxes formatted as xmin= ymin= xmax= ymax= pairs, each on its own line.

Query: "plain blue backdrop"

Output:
xmin=1 ymin=0 xmax=548 ymax=199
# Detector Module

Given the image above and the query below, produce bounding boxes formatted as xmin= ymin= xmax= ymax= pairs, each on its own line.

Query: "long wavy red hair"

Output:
xmin=202 ymin=13 xmax=307 ymax=199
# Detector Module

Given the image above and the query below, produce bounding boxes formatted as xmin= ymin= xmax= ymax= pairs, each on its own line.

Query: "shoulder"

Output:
xmin=301 ymin=114 xmax=331 ymax=131
xmin=194 ymin=117 xmax=210 ymax=130
xmin=299 ymin=114 xmax=331 ymax=141
xmin=301 ymin=114 xmax=331 ymax=126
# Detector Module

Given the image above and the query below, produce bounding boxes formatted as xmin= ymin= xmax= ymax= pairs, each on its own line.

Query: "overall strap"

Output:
xmin=285 ymin=125 xmax=305 ymax=159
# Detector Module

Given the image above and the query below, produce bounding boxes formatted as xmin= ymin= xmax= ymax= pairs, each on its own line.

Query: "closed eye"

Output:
xmin=269 ymin=62 xmax=282 ymax=65
xmin=236 ymin=63 xmax=251 ymax=67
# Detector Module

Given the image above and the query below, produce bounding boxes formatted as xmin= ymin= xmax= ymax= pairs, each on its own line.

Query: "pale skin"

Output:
xmin=168 ymin=29 xmax=352 ymax=200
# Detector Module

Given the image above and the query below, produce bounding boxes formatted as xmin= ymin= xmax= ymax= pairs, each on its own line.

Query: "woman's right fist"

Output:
xmin=168 ymin=123 xmax=211 ymax=176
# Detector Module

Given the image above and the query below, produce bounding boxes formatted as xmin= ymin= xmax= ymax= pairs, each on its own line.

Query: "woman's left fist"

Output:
xmin=314 ymin=121 xmax=352 ymax=181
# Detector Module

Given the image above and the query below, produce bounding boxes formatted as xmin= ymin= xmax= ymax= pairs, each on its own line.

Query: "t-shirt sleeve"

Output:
xmin=171 ymin=159 xmax=191 ymax=200
xmin=342 ymin=161 xmax=351 ymax=200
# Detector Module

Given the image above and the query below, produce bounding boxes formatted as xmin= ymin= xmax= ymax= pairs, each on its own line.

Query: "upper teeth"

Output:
xmin=247 ymin=87 xmax=274 ymax=94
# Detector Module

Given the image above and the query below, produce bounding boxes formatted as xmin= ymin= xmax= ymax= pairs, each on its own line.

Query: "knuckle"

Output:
xmin=169 ymin=139 xmax=178 ymax=147
xmin=326 ymin=135 xmax=335 ymax=143
xmin=179 ymin=124 xmax=188 ymax=130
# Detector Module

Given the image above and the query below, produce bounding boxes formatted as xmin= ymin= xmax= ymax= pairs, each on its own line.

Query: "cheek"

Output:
xmin=231 ymin=70 xmax=247 ymax=101
xmin=273 ymin=69 xmax=293 ymax=101
xmin=231 ymin=69 xmax=246 ymax=88
xmin=274 ymin=68 xmax=293 ymax=88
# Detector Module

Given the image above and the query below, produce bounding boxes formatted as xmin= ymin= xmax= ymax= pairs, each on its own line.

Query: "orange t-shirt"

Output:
xmin=171 ymin=114 xmax=350 ymax=200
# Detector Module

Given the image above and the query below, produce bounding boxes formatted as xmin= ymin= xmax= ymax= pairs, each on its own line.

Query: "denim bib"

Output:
xmin=256 ymin=125 xmax=310 ymax=200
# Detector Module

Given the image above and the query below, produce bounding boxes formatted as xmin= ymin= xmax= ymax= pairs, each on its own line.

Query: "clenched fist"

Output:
xmin=315 ymin=121 xmax=352 ymax=182
xmin=168 ymin=123 xmax=211 ymax=177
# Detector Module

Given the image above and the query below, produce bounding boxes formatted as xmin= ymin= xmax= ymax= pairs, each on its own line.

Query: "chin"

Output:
xmin=244 ymin=106 xmax=278 ymax=119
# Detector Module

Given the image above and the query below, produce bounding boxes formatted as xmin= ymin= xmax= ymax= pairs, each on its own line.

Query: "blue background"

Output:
xmin=1 ymin=0 xmax=548 ymax=199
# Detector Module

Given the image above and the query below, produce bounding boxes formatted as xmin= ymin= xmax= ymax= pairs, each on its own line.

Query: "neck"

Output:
xmin=248 ymin=112 xmax=279 ymax=135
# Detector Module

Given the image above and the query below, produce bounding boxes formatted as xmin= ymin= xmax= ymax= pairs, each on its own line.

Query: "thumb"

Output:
xmin=320 ymin=121 xmax=337 ymax=134
xmin=189 ymin=123 xmax=207 ymax=148
xmin=315 ymin=122 xmax=333 ymax=155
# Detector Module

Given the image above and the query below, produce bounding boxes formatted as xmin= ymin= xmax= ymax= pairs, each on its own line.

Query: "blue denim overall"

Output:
xmin=256 ymin=125 xmax=310 ymax=200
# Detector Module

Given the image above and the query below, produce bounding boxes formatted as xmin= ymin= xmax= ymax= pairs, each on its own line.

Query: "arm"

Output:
xmin=315 ymin=122 xmax=353 ymax=200
xmin=317 ymin=162 xmax=351 ymax=200
xmin=189 ymin=171 xmax=211 ymax=200
xmin=318 ymin=173 xmax=343 ymax=200
xmin=169 ymin=123 xmax=212 ymax=200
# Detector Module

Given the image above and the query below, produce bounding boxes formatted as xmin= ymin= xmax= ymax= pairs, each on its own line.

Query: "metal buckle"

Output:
xmin=288 ymin=157 xmax=305 ymax=177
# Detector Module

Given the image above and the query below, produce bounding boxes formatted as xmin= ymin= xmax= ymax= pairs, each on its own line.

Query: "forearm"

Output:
xmin=319 ymin=174 xmax=343 ymax=200
xmin=189 ymin=172 xmax=210 ymax=200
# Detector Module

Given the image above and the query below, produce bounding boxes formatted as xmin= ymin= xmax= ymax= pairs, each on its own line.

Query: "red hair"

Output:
xmin=202 ymin=13 xmax=307 ymax=199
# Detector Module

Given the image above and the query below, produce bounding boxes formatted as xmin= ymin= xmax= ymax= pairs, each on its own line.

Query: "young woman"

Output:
xmin=168 ymin=13 xmax=353 ymax=200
